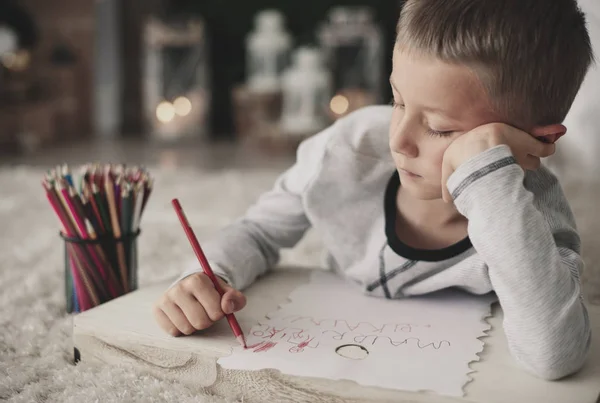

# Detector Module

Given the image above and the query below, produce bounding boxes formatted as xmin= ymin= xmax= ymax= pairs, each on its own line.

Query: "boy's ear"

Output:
xmin=531 ymin=124 xmax=567 ymax=144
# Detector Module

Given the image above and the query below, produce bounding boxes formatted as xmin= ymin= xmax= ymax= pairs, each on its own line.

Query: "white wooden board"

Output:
xmin=73 ymin=269 xmax=600 ymax=403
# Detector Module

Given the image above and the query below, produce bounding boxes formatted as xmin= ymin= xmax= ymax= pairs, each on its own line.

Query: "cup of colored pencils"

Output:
xmin=42 ymin=164 xmax=153 ymax=313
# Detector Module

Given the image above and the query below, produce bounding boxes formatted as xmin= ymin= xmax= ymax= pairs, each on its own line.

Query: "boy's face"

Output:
xmin=389 ymin=47 xmax=502 ymax=200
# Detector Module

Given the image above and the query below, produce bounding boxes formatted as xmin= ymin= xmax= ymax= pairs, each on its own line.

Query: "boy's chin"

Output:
xmin=401 ymin=182 xmax=443 ymax=201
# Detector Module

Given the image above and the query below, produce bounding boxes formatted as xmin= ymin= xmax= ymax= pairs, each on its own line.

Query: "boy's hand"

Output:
xmin=441 ymin=123 xmax=560 ymax=203
xmin=153 ymin=272 xmax=246 ymax=336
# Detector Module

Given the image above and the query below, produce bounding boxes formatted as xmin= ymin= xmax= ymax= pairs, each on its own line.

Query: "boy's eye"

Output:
xmin=389 ymin=99 xmax=405 ymax=109
xmin=427 ymin=128 xmax=454 ymax=137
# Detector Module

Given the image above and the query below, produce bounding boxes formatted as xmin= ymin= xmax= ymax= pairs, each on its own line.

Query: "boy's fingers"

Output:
xmin=215 ymin=277 xmax=245 ymax=313
xmin=221 ymin=289 xmax=247 ymax=314
xmin=216 ymin=276 xmax=231 ymax=288
xmin=440 ymin=158 xmax=453 ymax=203
xmin=442 ymin=171 xmax=452 ymax=203
xmin=180 ymin=272 xmax=244 ymax=316
xmin=523 ymin=155 xmax=542 ymax=171
xmin=153 ymin=304 xmax=181 ymax=337
xmin=185 ymin=272 xmax=215 ymax=292
xmin=192 ymin=284 xmax=225 ymax=322
xmin=527 ymin=135 xmax=556 ymax=158
xmin=159 ymin=300 xmax=196 ymax=336
xmin=531 ymin=124 xmax=567 ymax=144
xmin=177 ymin=293 xmax=215 ymax=329
xmin=539 ymin=142 xmax=556 ymax=158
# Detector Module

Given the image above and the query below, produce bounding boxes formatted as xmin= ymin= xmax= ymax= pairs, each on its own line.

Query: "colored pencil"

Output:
xmin=92 ymin=183 xmax=112 ymax=233
xmin=85 ymin=219 xmax=123 ymax=297
xmin=171 ymin=198 xmax=247 ymax=348
xmin=43 ymin=182 xmax=87 ymax=310
xmin=54 ymin=182 xmax=101 ymax=307
xmin=131 ymin=183 xmax=145 ymax=232
xmin=120 ymin=185 xmax=132 ymax=237
xmin=47 ymin=182 xmax=98 ymax=309
xmin=130 ymin=183 xmax=144 ymax=290
xmin=83 ymin=182 xmax=105 ymax=234
xmin=120 ymin=184 xmax=133 ymax=285
xmin=104 ymin=171 xmax=129 ymax=292
xmin=65 ymin=186 xmax=111 ymax=301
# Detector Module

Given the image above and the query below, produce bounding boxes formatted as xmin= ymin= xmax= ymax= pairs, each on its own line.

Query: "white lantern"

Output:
xmin=0 ymin=26 xmax=17 ymax=56
xmin=280 ymin=47 xmax=331 ymax=136
xmin=246 ymin=10 xmax=292 ymax=93
xmin=318 ymin=7 xmax=384 ymax=103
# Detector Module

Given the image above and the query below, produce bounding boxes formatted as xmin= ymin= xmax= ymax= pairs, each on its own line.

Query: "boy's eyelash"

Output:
xmin=389 ymin=98 xmax=453 ymax=137
xmin=426 ymin=129 xmax=453 ymax=137
xmin=389 ymin=99 xmax=404 ymax=108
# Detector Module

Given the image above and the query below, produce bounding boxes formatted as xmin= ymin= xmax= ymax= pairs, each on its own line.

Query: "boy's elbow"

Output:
xmin=529 ymin=360 xmax=583 ymax=381
xmin=528 ymin=357 xmax=587 ymax=381
xmin=521 ymin=330 xmax=592 ymax=381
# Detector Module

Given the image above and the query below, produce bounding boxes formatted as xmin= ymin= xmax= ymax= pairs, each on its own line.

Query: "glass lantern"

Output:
xmin=143 ymin=17 xmax=210 ymax=141
xmin=246 ymin=9 xmax=292 ymax=94
xmin=318 ymin=7 xmax=384 ymax=119
xmin=280 ymin=47 xmax=331 ymax=137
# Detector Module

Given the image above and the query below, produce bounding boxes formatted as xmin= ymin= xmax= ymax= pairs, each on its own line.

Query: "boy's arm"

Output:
xmin=447 ymin=145 xmax=591 ymax=381
xmin=173 ymin=124 xmax=335 ymax=291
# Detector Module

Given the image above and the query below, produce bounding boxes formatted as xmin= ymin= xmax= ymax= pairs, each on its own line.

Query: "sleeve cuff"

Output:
xmin=446 ymin=145 xmax=523 ymax=215
xmin=168 ymin=260 xmax=235 ymax=289
xmin=447 ymin=145 xmax=519 ymax=200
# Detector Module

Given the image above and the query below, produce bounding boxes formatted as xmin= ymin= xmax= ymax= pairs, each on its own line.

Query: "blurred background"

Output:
xmin=0 ymin=0 xmax=598 ymax=300
xmin=0 ymin=0 xmax=404 ymax=168
xmin=0 ymin=0 xmax=598 ymax=174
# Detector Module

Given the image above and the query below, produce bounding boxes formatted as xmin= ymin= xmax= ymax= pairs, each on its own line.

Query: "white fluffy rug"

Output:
xmin=0 ymin=165 xmax=323 ymax=403
xmin=0 ymin=164 xmax=598 ymax=403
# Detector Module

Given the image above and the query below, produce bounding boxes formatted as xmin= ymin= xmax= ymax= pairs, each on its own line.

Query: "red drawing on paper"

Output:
xmin=289 ymin=338 xmax=315 ymax=353
xmin=280 ymin=315 xmax=430 ymax=333
xmin=244 ymin=318 xmax=450 ymax=354
xmin=253 ymin=341 xmax=277 ymax=352
xmin=245 ymin=341 xmax=279 ymax=352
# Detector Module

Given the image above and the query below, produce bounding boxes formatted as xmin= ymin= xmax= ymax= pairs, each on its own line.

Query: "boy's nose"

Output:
xmin=390 ymin=129 xmax=419 ymax=158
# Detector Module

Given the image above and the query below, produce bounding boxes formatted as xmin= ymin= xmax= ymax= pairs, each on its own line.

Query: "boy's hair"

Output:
xmin=396 ymin=0 xmax=595 ymax=128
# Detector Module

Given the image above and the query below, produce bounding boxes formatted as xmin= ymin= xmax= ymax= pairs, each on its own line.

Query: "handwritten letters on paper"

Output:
xmin=218 ymin=272 xmax=495 ymax=397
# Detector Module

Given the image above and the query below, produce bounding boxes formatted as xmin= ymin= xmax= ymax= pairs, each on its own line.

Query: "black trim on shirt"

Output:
xmin=384 ymin=171 xmax=473 ymax=261
xmin=450 ymin=156 xmax=517 ymax=200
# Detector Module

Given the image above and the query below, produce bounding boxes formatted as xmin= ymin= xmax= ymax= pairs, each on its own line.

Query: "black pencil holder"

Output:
xmin=60 ymin=230 xmax=140 ymax=313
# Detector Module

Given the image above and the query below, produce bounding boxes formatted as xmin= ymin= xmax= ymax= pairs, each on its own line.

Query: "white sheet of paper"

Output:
xmin=218 ymin=271 xmax=496 ymax=397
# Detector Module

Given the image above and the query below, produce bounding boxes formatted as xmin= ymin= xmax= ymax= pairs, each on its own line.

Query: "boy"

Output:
xmin=154 ymin=0 xmax=594 ymax=381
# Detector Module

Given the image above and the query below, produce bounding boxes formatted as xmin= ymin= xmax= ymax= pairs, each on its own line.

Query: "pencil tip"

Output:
xmin=236 ymin=335 xmax=246 ymax=348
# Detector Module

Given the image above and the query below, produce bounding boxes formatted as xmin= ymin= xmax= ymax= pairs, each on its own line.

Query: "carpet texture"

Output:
xmin=0 ymin=165 xmax=598 ymax=402
xmin=0 ymin=165 xmax=323 ymax=403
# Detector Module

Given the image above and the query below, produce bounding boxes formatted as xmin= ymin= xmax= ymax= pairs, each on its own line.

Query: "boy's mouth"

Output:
xmin=399 ymin=168 xmax=422 ymax=178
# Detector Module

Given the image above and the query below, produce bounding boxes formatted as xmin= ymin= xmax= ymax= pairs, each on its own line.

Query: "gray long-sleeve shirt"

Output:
xmin=177 ymin=105 xmax=591 ymax=380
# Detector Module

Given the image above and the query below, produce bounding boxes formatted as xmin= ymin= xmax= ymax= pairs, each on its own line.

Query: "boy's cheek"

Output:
xmin=425 ymin=154 xmax=446 ymax=185
xmin=436 ymin=146 xmax=451 ymax=168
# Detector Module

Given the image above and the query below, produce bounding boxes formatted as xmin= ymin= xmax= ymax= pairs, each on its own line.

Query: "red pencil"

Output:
xmin=171 ymin=198 xmax=247 ymax=348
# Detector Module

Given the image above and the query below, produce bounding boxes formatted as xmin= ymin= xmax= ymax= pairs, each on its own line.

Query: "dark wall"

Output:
xmin=161 ymin=0 xmax=402 ymax=140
